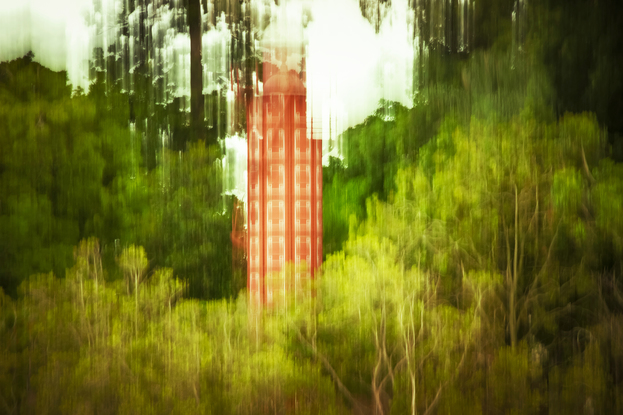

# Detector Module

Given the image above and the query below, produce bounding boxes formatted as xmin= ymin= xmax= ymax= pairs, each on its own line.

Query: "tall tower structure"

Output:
xmin=246 ymin=38 xmax=322 ymax=311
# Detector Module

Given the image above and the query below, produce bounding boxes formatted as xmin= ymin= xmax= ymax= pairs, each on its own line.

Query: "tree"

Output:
xmin=0 ymin=55 xmax=138 ymax=296
xmin=293 ymin=231 xmax=478 ymax=414
xmin=392 ymin=113 xmax=605 ymax=351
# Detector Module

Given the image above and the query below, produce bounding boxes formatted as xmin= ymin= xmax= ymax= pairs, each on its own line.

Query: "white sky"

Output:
xmin=306 ymin=0 xmax=413 ymax=137
xmin=0 ymin=0 xmax=93 ymax=84
xmin=0 ymin=0 xmax=414 ymax=133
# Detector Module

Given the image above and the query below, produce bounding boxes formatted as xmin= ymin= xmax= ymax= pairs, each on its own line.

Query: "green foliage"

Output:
xmin=549 ymin=341 xmax=608 ymax=415
xmin=530 ymin=0 xmax=623 ymax=152
xmin=593 ymin=159 xmax=623 ymax=255
xmin=0 ymin=55 xmax=232 ymax=300
xmin=130 ymin=141 xmax=232 ymax=299
xmin=312 ymin=106 xmax=621 ymax=413
xmin=326 ymin=36 xmax=558 ymax=262
xmin=3 ymin=1 xmax=623 ymax=411
xmin=0 ymin=56 xmax=134 ymax=295
xmin=322 ymin=157 xmax=370 ymax=256
xmin=0 ymin=239 xmax=346 ymax=414
xmin=313 ymin=231 xmax=480 ymax=414
xmin=488 ymin=343 xmax=543 ymax=414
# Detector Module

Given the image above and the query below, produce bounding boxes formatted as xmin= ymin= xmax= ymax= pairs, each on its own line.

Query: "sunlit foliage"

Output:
xmin=0 ymin=55 xmax=231 ymax=300
xmin=0 ymin=241 xmax=346 ymax=414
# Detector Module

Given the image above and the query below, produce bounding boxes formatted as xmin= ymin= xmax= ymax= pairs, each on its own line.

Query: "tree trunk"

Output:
xmin=510 ymin=184 xmax=519 ymax=350
xmin=189 ymin=0 xmax=204 ymax=142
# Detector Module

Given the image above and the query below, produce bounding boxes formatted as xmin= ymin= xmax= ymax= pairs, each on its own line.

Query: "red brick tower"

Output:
xmin=247 ymin=52 xmax=322 ymax=311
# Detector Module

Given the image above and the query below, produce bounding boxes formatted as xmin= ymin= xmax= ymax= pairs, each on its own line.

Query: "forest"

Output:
xmin=1 ymin=0 xmax=623 ymax=413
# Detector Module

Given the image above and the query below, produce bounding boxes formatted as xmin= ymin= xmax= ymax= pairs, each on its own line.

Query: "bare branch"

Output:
xmin=581 ymin=143 xmax=596 ymax=186
xmin=291 ymin=323 xmax=363 ymax=413
xmin=422 ymin=381 xmax=446 ymax=415
xmin=520 ymin=220 xmax=561 ymax=318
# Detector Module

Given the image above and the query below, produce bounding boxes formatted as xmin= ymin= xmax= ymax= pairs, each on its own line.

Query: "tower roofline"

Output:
xmin=263 ymin=68 xmax=306 ymax=96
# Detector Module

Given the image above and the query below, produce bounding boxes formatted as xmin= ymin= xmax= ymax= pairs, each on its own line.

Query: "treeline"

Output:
xmin=318 ymin=111 xmax=623 ymax=413
xmin=3 ymin=104 xmax=623 ymax=415
xmin=3 ymin=90 xmax=623 ymax=414
xmin=317 ymin=2 xmax=623 ymax=412
xmin=0 ymin=55 xmax=235 ymax=299
xmin=0 ymin=239 xmax=344 ymax=414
